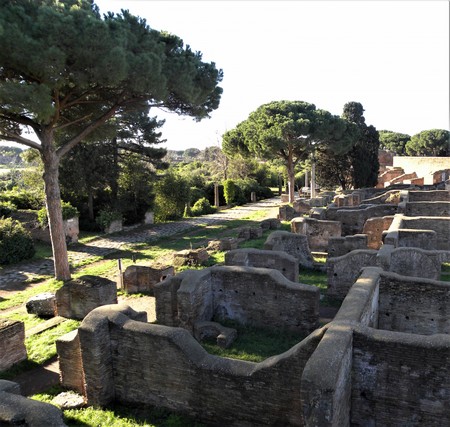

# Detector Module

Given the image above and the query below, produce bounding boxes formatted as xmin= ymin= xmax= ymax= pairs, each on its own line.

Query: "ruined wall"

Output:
xmin=327 ymin=234 xmax=368 ymax=258
xmin=405 ymin=190 xmax=450 ymax=202
xmin=363 ymin=216 xmax=394 ymax=249
xmin=0 ymin=320 xmax=27 ymax=371
xmin=158 ymin=267 xmax=319 ymax=335
xmin=352 ymin=328 xmax=450 ymax=426
xmin=378 ymin=273 xmax=450 ymax=334
xmin=291 ymin=217 xmax=341 ymax=252
xmin=225 ymin=248 xmax=299 ymax=282
xmin=121 ymin=265 xmax=174 ymax=294
xmin=325 ymin=204 xmax=398 ymax=236
xmin=77 ymin=304 xmax=325 ymax=427
xmin=326 ymin=250 xmax=378 ymax=300
xmin=388 ymin=216 xmax=450 ymax=250
xmin=402 ymin=201 xmax=450 ymax=217
xmin=264 ymin=230 xmax=314 ymax=268
xmin=393 ymin=156 xmax=450 ymax=185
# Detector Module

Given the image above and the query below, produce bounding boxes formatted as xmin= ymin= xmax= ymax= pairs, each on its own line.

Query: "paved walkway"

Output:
xmin=0 ymin=197 xmax=281 ymax=290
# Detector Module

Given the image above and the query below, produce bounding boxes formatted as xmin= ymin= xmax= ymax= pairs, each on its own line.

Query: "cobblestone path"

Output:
xmin=0 ymin=197 xmax=280 ymax=289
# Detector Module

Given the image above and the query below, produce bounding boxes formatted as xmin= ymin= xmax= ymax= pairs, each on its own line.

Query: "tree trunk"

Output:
xmin=41 ymin=136 xmax=71 ymax=281
xmin=287 ymin=151 xmax=296 ymax=203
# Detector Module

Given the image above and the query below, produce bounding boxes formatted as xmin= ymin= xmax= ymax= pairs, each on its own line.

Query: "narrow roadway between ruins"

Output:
xmin=0 ymin=197 xmax=281 ymax=290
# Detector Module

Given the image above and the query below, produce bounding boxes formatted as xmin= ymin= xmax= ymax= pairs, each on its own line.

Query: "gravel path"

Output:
xmin=0 ymin=197 xmax=281 ymax=291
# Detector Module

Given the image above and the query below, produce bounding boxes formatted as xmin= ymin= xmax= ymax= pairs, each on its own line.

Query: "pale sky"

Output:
xmin=93 ymin=0 xmax=449 ymax=151
xmin=2 ymin=1 xmax=447 ymax=153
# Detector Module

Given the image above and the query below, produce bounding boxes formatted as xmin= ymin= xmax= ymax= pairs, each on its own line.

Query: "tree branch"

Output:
xmin=0 ymin=130 xmax=41 ymax=150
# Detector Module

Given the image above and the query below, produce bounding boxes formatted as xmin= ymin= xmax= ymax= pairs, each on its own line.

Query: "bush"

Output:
xmin=37 ymin=202 xmax=79 ymax=228
xmin=0 ymin=201 xmax=17 ymax=217
xmin=0 ymin=218 xmax=35 ymax=265
xmin=96 ymin=209 xmax=123 ymax=231
xmin=154 ymin=173 xmax=190 ymax=222
xmin=223 ymin=179 xmax=237 ymax=205
xmin=0 ymin=188 xmax=42 ymax=210
xmin=190 ymin=197 xmax=217 ymax=216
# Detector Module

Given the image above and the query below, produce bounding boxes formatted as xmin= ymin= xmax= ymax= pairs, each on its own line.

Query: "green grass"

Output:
xmin=33 ymin=388 xmax=205 ymax=427
xmin=0 ymin=319 xmax=79 ymax=380
xmin=0 ymin=279 xmax=63 ymax=311
xmin=26 ymin=319 xmax=80 ymax=364
xmin=201 ymin=320 xmax=306 ymax=362
xmin=0 ymin=310 xmax=45 ymax=330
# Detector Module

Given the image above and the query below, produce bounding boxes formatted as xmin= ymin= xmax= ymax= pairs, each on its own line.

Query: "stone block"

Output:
xmin=193 ymin=320 xmax=237 ymax=348
xmin=26 ymin=292 xmax=56 ymax=318
xmin=0 ymin=319 xmax=27 ymax=372
xmin=225 ymin=248 xmax=299 ymax=282
xmin=264 ymin=230 xmax=314 ymax=268
xmin=260 ymin=218 xmax=281 ymax=230
xmin=55 ymin=275 xmax=118 ymax=320
xmin=173 ymin=248 xmax=209 ymax=267
xmin=56 ymin=330 xmax=84 ymax=394
xmin=291 ymin=217 xmax=341 ymax=252
xmin=121 ymin=265 xmax=174 ymax=294
xmin=207 ymin=238 xmax=239 ymax=251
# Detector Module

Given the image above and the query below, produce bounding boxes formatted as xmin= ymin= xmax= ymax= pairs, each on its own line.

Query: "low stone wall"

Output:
xmin=352 ymin=327 xmax=450 ymax=426
xmin=155 ymin=266 xmax=319 ymax=335
xmin=121 ymin=265 xmax=174 ymax=294
xmin=385 ymin=214 xmax=450 ymax=250
xmin=404 ymin=189 xmax=450 ymax=202
xmin=378 ymin=272 xmax=450 ymax=334
xmin=362 ymin=215 xmax=394 ymax=249
xmin=56 ymin=275 xmax=117 ymax=320
xmin=326 ymin=250 xmax=378 ymax=300
xmin=291 ymin=217 xmax=341 ymax=252
xmin=327 ymin=234 xmax=368 ymax=258
xmin=0 ymin=319 xmax=27 ymax=372
xmin=327 ymin=246 xmax=450 ymax=299
xmin=264 ymin=230 xmax=314 ymax=268
xmin=325 ymin=204 xmax=398 ymax=236
xmin=402 ymin=201 xmax=450 ymax=217
xmin=74 ymin=304 xmax=325 ymax=426
xmin=225 ymin=248 xmax=299 ymax=282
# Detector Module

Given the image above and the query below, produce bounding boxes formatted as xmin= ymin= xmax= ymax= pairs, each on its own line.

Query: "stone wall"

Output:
xmin=325 ymin=204 xmax=398 ymax=236
xmin=362 ymin=215 xmax=394 ymax=249
xmin=378 ymin=273 xmax=450 ymax=334
xmin=393 ymin=156 xmax=450 ymax=185
xmin=352 ymin=328 xmax=450 ymax=426
xmin=264 ymin=230 xmax=314 ymax=268
xmin=404 ymin=189 xmax=450 ymax=202
xmin=0 ymin=319 xmax=27 ymax=372
xmin=402 ymin=201 xmax=450 ymax=217
xmin=291 ymin=217 xmax=341 ymax=252
xmin=327 ymin=234 xmax=368 ymax=258
xmin=75 ymin=304 xmax=325 ymax=426
xmin=155 ymin=266 xmax=320 ymax=335
xmin=224 ymin=248 xmax=299 ymax=282
xmin=326 ymin=250 xmax=378 ymax=300
xmin=386 ymin=215 xmax=450 ymax=250
xmin=56 ymin=275 xmax=117 ymax=320
xmin=121 ymin=265 xmax=174 ymax=294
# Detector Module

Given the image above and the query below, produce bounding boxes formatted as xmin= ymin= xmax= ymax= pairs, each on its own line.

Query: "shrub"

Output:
xmin=0 ymin=201 xmax=17 ymax=217
xmin=223 ymin=179 xmax=237 ymax=205
xmin=37 ymin=202 xmax=79 ymax=228
xmin=190 ymin=197 xmax=217 ymax=216
xmin=96 ymin=209 xmax=123 ymax=231
xmin=154 ymin=173 xmax=190 ymax=222
xmin=0 ymin=188 xmax=43 ymax=210
xmin=0 ymin=218 xmax=35 ymax=265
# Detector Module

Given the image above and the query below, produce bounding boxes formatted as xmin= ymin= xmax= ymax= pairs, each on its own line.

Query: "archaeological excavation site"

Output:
xmin=2 ymin=181 xmax=449 ymax=426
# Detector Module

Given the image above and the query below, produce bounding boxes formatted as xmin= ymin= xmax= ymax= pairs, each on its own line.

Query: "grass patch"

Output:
xmin=0 ymin=319 xmax=79 ymax=379
xmin=0 ymin=279 xmax=63 ymax=311
xmin=33 ymin=241 xmax=53 ymax=260
xmin=0 ymin=311 xmax=45 ymax=330
xmin=33 ymin=388 xmax=205 ymax=427
xmin=26 ymin=319 xmax=80 ymax=364
xmin=201 ymin=320 xmax=306 ymax=362
xmin=441 ymin=263 xmax=450 ymax=282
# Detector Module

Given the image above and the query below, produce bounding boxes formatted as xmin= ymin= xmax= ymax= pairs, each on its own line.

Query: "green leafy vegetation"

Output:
xmin=0 ymin=218 xmax=35 ymax=265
